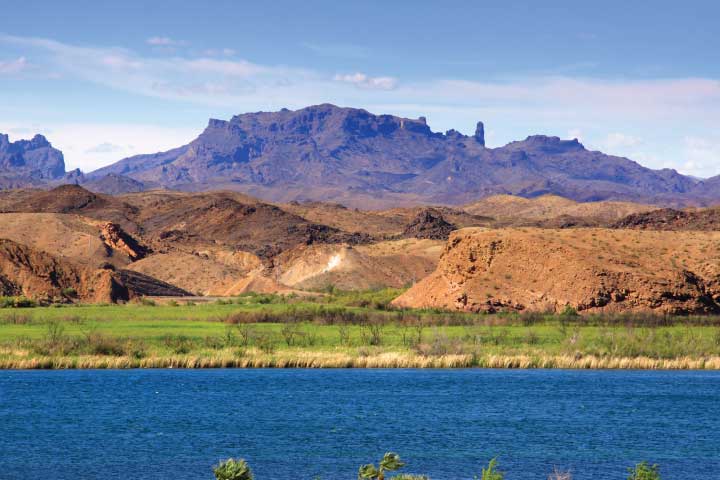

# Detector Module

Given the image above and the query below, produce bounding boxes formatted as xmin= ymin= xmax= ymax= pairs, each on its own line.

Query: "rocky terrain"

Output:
xmin=4 ymin=104 xmax=718 ymax=208
xmin=0 ymin=180 xmax=719 ymax=311
xmin=0 ymin=134 xmax=67 ymax=189
xmin=0 ymin=237 xmax=188 ymax=303
xmin=393 ymin=227 xmax=720 ymax=314
xmin=84 ymin=104 xmax=712 ymax=207
xmin=613 ymin=207 xmax=720 ymax=231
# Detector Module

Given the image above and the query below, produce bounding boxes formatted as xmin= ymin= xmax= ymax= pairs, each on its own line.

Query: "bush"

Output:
xmin=61 ymin=287 xmax=77 ymax=298
xmin=481 ymin=458 xmax=503 ymax=480
xmin=0 ymin=296 xmax=37 ymax=308
xmin=548 ymin=468 xmax=572 ymax=480
xmin=627 ymin=462 xmax=660 ymax=480
xmin=358 ymin=452 xmax=405 ymax=480
xmin=163 ymin=335 xmax=193 ymax=354
xmin=86 ymin=333 xmax=126 ymax=356
xmin=213 ymin=458 xmax=253 ymax=480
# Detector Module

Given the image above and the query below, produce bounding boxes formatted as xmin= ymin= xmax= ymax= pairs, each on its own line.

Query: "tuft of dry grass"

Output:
xmin=1 ymin=347 xmax=719 ymax=370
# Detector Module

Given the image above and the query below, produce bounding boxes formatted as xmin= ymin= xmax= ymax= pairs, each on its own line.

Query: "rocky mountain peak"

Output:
xmin=474 ymin=121 xmax=485 ymax=146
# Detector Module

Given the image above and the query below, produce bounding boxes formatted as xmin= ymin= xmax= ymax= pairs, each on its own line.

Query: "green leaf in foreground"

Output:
xmin=213 ymin=458 xmax=253 ymax=480
xmin=627 ymin=461 xmax=660 ymax=480
xmin=480 ymin=458 xmax=504 ymax=480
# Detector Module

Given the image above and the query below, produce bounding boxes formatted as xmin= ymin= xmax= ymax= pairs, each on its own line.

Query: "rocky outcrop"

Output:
xmin=0 ymin=134 xmax=65 ymax=186
xmin=613 ymin=207 xmax=720 ymax=231
xmin=0 ymin=238 xmax=189 ymax=303
xmin=393 ymin=228 xmax=720 ymax=314
xmin=99 ymin=222 xmax=150 ymax=261
xmin=402 ymin=208 xmax=456 ymax=240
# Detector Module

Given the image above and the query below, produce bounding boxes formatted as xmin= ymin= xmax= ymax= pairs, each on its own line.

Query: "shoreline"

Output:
xmin=3 ymin=352 xmax=720 ymax=370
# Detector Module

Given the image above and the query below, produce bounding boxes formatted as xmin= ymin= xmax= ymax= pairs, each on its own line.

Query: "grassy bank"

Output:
xmin=1 ymin=291 xmax=720 ymax=369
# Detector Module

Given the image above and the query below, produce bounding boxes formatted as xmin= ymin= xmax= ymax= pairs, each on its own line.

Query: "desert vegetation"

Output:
xmin=210 ymin=455 xmax=661 ymax=480
xmin=1 ymin=290 xmax=720 ymax=369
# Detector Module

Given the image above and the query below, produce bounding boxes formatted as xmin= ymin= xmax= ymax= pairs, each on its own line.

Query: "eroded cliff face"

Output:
xmin=393 ymin=227 xmax=720 ymax=314
xmin=0 ymin=238 xmax=189 ymax=303
xmin=99 ymin=222 xmax=150 ymax=261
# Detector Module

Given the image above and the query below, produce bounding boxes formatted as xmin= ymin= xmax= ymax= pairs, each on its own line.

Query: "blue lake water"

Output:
xmin=1 ymin=369 xmax=719 ymax=480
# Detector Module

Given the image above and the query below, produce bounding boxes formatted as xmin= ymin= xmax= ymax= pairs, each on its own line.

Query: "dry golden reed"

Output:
xmin=2 ymin=350 xmax=720 ymax=370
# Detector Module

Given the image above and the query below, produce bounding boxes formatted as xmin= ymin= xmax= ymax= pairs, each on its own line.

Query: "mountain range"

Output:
xmin=2 ymin=104 xmax=718 ymax=207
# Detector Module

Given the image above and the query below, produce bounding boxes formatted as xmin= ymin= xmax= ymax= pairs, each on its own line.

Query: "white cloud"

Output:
xmin=567 ymin=128 xmax=584 ymax=142
xmin=681 ymin=136 xmax=720 ymax=178
xmin=146 ymin=36 xmax=186 ymax=47
xmin=1 ymin=34 xmax=720 ymax=175
xmin=85 ymin=142 xmax=124 ymax=154
xmin=333 ymin=72 xmax=398 ymax=90
xmin=0 ymin=122 xmax=202 ymax=172
xmin=202 ymin=48 xmax=236 ymax=57
xmin=603 ymin=132 xmax=642 ymax=149
xmin=0 ymin=56 xmax=27 ymax=75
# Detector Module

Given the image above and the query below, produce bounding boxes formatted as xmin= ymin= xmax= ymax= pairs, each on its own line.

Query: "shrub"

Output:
xmin=0 ymin=312 xmax=32 ymax=324
xmin=163 ymin=335 xmax=193 ymax=354
xmin=627 ymin=462 xmax=660 ymax=480
xmin=338 ymin=324 xmax=351 ymax=346
xmin=358 ymin=452 xmax=405 ymax=480
xmin=86 ymin=333 xmax=126 ymax=356
xmin=281 ymin=322 xmax=302 ymax=346
xmin=0 ymin=296 xmax=37 ymax=308
xmin=61 ymin=287 xmax=77 ymax=298
xmin=256 ymin=333 xmax=276 ymax=354
xmin=213 ymin=458 xmax=253 ymax=480
xmin=548 ymin=468 xmax=572 ymax=480
xmin=480 ymin=458 xmax=503 ymax=480
xmin=361 ymin=321 xmax=384 ymax=346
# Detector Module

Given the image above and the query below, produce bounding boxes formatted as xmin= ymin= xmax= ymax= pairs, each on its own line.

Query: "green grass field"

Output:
xmin=1 ymin=290 xmax=720 ymax=369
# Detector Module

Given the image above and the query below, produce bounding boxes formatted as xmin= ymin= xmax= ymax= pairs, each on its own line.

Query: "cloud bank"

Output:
xmin=0 ymin=33 xmax=718 ymax=176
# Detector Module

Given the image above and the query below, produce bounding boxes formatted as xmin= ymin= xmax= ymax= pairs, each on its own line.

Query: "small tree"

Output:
xmin=213 ymin=458 xmax=253 ymax=480
xmin=480 ymin=458 xmax=504 ymax=480
xmin=359 ymin=452 xmax=406 ymax=480
xmin=627 ymin=462 xmax=660 ymax=480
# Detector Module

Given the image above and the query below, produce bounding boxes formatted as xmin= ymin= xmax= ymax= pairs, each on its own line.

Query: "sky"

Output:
xmin=1 ymin=0 xmax=719 ymax=177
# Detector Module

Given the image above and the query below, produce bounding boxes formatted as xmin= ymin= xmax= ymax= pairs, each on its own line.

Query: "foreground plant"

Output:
xmin=213 ymin=458 xmax=253 ymax=480
xmin=359 ymin=452 xmax=406 ymax=480
xmin=627 ymin=461 xmax=660 ymax=480
xmin=548 ymin=467 xmax=572 ymax=480
xmin=480 ymin=458 xmax=504 ymax=480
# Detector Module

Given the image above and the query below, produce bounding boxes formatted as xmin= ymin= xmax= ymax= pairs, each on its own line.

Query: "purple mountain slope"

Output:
xmin=0 ymin=134 xmax=66 ymax=188
xmin=88 ymin=104 xmax=704 ymax=206
xmin=4 ymin=105 xmax=716 ymax=207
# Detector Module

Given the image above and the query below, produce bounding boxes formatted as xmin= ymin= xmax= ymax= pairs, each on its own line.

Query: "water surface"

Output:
xmin=1 ymin=369 xmax=719 ymax=479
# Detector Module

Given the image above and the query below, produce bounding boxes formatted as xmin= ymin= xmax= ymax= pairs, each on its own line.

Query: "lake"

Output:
xmin=1 ymin=369 xmax=719 ymax=479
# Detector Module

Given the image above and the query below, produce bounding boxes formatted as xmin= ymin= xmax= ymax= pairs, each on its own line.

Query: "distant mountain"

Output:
xmin=0 ymin=133 xmax=65 ymax=188
xmin=86 ymin=104 xmax=705 ymax=207
xmin=3 ymin=104 xmax=718 ymax=207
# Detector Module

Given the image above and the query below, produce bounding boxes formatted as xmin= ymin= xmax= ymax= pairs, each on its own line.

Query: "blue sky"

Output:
xmin=1 ymin=0 xmax=719 ymax=176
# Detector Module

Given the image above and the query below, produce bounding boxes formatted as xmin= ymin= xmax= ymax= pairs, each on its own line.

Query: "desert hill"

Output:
xmin=464 ymin=195 xmax=656 ymax=225
xmin=1 ymin=183 xmax=719 ymax=307
xmin=0 ymin=238 xmax=188 ymax=303
xmin=613 ymin=207 xmax=720 ymax=231
xmin=393 ymin=227 xmax=720 ymax=314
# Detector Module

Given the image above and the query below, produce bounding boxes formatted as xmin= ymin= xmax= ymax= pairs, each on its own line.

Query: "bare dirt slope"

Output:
xmin=393 ymin=227 xmax=720 ymax=314
xmin=464 ymin=195 xmax=655 ymax=225
xmin=127 ymin=249 xmax=261 ymax=296
xmin=0 ymin=213 xmax=148 ymax=268
xmin=275 ymin=239 xmax=443 ymax=291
